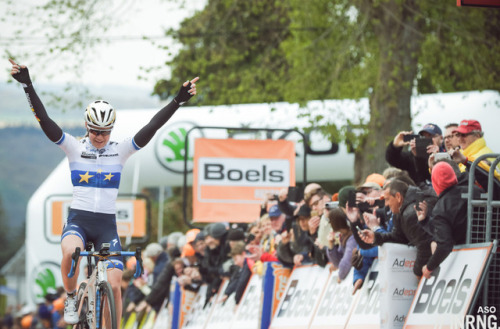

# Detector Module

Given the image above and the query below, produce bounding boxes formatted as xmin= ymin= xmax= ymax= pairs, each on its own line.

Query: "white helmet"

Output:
xmin=84 ymin=100 xmax=116 ymax=130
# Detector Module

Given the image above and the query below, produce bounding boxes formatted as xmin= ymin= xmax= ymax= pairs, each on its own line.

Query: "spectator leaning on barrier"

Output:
xmin=144 ymin=242 xmax=169 ymax=286
xmin=355 ymin=179 xmax=437 ymax=277
xmin=324 ymin=208 xmax=356 ymax=282
xmin=200 ymin=223 xmax=230 ymax=303
xmin=221 ymin=241 xmax=254 ymax=305
xmin=386 ymin=123 xmax=443 ymax=187
xmin=415 ymin=161 xmax=480 ymax=279
xmin=136 ymin=258 xmax=186 ymax=313
xmin=277 ymin=204 xmax=314 ymax=267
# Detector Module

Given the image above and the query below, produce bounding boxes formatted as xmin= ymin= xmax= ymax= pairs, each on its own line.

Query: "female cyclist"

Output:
xmin=9 ymin=58 xmax=198 ymax=324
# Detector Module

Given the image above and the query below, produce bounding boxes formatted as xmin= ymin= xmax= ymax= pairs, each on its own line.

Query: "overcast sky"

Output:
xmin=0 ymin=0 xmax=206 ymax=88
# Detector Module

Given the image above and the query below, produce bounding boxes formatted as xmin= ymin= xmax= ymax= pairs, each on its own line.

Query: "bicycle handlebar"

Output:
xmin=68 ymin=247 xmax=143 ymax=279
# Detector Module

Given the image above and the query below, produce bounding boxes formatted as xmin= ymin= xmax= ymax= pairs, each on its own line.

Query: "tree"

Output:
xmin=161 ymin=0 xmax=500 ymax=183
xmin=154 ymin=0 xmax=292 ymax=105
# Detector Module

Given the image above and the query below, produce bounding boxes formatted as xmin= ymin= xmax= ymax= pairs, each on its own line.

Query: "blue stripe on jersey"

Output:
xmin=70 ymin=170 xmax=121 ymax=188
xmin=132 ymin=138 xmax=141 ymax=150
xmin=69 ymin=162 xmax=123 ymax=173
xmin=55 ymin=133 xmax=66 ymax=145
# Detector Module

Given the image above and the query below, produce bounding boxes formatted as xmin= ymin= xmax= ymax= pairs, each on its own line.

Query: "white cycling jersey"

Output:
xmin=56 ymin=132 xmax=140 ymax=214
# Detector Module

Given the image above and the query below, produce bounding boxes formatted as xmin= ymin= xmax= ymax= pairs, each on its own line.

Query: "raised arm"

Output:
xmin=133 ymin=77 xmax=199 ymax=148
xmin=9 ymin=59 xmax=63 ymax=143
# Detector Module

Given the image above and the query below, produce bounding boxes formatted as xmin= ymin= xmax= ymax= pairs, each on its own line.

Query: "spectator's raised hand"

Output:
xmin=410 ymin=139 xmax=417 ymax=156
xmin=414 ymin=201 xmax=428 ymax=222
xmin=427 ymin=144 xmax=439 ymax=154
xmin=345 ymin=205 xmax=360 ymax=223
xmin=393 ymin=131 xmax=413 ymax=148
xmin=278 ymin=188 xmax=288 ymax=202
xmin=363 ymin=212 xmax=380 ymax=231
xmin=308 ymin=215 xmax=321 ymax=235
xmin=449 ymin=147 xmax=466 ymax=164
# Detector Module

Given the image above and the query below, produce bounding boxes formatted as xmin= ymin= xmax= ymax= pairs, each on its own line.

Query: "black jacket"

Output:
xmin=374 ymin=186 xmax=436 ymax=250
xmin=421 ymin=183 xmax=478 ymax=271
xmin=385 ymin=141 xmax=431 ymax=186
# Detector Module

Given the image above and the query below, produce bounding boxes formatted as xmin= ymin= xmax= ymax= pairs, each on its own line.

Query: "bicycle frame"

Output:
xmin=68 ymin=244 xmax=143 ymax=329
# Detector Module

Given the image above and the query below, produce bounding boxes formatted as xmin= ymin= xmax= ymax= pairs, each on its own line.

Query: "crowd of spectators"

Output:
xmin=2 ymin=119 xmax=499 ymax=327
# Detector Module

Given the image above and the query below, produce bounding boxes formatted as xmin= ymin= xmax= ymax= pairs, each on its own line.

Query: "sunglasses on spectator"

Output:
xmin=456 ymin=132 xmax=473 ymax=138
xmin=88 ymin=129 xmax=111 ymax=136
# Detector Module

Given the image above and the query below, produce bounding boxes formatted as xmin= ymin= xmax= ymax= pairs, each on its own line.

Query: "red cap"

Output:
xmin=452 ymin=120 xmax=482 ymax=134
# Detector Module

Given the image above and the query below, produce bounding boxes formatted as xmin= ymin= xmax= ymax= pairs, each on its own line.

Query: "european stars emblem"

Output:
xmin=104 ymin=173 xmax=114 ymax=181
xmin=79 ymin=171 xmax=94 ymax=183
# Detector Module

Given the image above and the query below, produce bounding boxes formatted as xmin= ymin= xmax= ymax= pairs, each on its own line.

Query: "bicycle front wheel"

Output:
xmin=97 ymin=282 xmax=116 ymax=329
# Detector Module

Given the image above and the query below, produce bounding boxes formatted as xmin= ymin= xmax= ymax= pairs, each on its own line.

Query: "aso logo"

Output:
xmin=30 ymin=261 xmax=62 ymax=304
xmin=154 ymin=121 xmax=204 ymax=173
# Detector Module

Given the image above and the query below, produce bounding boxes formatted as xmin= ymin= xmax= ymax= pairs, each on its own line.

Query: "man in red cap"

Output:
xmin=450 ymin=119 xmax=500 ymax=180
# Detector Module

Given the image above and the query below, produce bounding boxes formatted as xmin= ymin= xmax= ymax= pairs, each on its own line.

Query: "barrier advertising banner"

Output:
xmin=192 ymin=138 xmax=295 ymax=222
xmin=270 ymin=265 xmax=330 ymax=329
xmin=205 ymin=280 xmax=237 ymax=329
xmin=261 ymin=262 xmax=292 ymax=329
xmin=346 ymin=259 xmax=381 ymax=329
xmin=309 ymin=270 xmax=359 ymax=329
xmin=182 ymin=285 xmax=214 ymax=329
xmin=231 ymin=274 xmax=263 ymax=329
xmin=404 ymin=242 xmax=496 ymax=329
xmin=171 ymin=282 xmax=197 ymax=329
xmin=379 ymin=244 xmax=419 ymax=329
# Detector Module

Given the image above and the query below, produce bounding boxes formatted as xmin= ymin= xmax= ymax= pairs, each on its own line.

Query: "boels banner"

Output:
xmin=193 ymin=138 xmax=295 ymax=223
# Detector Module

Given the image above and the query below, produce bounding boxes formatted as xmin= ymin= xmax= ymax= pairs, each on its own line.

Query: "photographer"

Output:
xmin=355 ymin=179 xmax=437 ymax=277
xmin=385 ymin=124 xmax=444 ymax=187
xmin=277 ymin=204 xmax=329 ymax=268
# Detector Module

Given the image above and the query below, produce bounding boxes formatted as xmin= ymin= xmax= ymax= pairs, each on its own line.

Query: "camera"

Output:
xmin=403 ymin=134 xmax=420 ymax=142
xmin=415 ymin=191 xmax=425 ymax=211
xmin=325 ymin=201 xmax=339 ymax=210
xmin=434 ymin=152 xmax=451 ymax=161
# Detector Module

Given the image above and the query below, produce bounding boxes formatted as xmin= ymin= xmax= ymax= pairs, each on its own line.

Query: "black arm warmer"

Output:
xmin=23 ymin=85 xmax=63 ymax=143
xmin=133 ymin=100 xmax=180 ymax=148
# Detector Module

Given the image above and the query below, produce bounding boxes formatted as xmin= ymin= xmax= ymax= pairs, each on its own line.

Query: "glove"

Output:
xmin=12 ymin=66 xmax=32 ymax=86
xmin=351 ymin=248 xmax=364 ymax=271
xmin=174 ymin=81 xmax=193 ymax=105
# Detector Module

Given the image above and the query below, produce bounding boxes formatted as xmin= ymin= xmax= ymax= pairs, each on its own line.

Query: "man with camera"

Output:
xmin=386 ymin=123 xmax=444 ymax=187
xmin=353 ymin=179 xmax=437 ymax=277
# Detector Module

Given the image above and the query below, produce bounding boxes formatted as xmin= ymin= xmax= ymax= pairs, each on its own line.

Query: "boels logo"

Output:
xmin=154 ymin=121 xmax=204 ymax=174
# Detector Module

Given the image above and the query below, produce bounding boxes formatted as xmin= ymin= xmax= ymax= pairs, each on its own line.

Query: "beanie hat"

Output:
xmin=431 ymin=162 xmax=458 ymax=196
xmin=297 ymin=204 xmax=311 ymax=218
xmin=338 ymin=186 xmax=356 ymax=208
xmin=208 ymin=223 xmax=227 ymax=239
xmin=227 ymin=229 xmax=245 ymax=241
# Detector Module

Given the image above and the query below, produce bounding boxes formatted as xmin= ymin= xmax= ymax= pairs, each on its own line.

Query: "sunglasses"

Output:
xmin=88 ymin=129 xmax=111 ymax=136
xmin=456 ymin=132 xmax=473 ymax=138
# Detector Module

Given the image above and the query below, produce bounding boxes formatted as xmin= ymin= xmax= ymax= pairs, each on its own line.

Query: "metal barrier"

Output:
xmin=465 ymin=153 xmax=500 ymax=309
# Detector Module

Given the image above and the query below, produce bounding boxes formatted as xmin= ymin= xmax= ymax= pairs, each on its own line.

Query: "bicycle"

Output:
xmin=68 ymin=242 xmax=143 ymax=329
